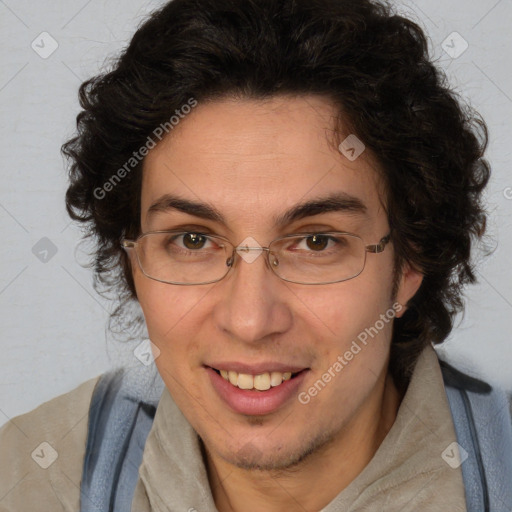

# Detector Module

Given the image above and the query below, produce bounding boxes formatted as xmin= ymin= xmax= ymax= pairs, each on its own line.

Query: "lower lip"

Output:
xmin=206 ymin=367 xmax=308 ymax=416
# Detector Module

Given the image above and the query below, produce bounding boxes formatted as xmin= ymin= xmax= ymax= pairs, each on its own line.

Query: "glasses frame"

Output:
xmin=122 ymin=230 xmax=392 ymax=286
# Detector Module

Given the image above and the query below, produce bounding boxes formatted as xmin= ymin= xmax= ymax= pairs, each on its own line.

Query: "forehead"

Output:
xmin=141 ymin=95 xmax=386 ymax=233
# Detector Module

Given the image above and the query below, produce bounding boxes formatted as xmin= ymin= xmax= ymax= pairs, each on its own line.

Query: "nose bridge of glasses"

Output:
xmin=235 ymin=237 xmax=271 ymax=265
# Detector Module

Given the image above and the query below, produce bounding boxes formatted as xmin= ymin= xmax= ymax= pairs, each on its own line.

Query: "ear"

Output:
xmin=123 ymin=248 xmax=140 ymax=300
xmin=394 ymin=262 xmax=423 ymax=318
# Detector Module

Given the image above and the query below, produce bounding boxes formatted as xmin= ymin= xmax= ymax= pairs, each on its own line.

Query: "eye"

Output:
xmin=173 ymin=232 xmax=213 ymax=250
xmin=295 ymin=234 xmax=337 ymax=252
xmin=304 ymin=234 xmax=330 ymax=251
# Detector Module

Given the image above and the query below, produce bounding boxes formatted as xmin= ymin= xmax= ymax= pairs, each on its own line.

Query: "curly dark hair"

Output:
xmin=62 ymin=0 xmax=490 ymax=389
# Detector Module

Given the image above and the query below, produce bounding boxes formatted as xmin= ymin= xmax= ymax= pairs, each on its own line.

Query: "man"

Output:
xmin=1 ymin=0 xmax=511 ymax=511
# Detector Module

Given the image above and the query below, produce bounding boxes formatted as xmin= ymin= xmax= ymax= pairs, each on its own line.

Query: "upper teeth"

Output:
xmin=219 ymin=370 xmax=293 ymax=390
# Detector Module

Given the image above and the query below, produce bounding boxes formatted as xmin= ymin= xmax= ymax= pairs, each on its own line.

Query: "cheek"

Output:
xmin=133 ymin=274 xmax=210 ymax=360
xmin=294 ymin=284 xmax=396 ymax=414
xmin=292 ymin=274 xmax=393 ymax=344
xmin=134 ymin=280 xmax=220 ymax=426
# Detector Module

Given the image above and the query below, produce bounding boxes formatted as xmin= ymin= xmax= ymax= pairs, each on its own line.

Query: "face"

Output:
xmin=131 ymin=95 xmax=422 ymax=471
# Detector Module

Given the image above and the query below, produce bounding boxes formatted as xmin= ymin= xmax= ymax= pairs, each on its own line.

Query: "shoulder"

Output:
xmin=438 ymin=357 xmax=512 ymax=409
xmin=0 ymin=376 xmax=100 ymax=511
xmin=438 ymin=356 xmax=512 ymax=426
xmin=438 ymin=356 xmax=512 ymax=509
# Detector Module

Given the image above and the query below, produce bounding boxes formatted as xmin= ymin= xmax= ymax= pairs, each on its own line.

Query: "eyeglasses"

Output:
xmin=122 ymin=230 xmax=391 ymax=286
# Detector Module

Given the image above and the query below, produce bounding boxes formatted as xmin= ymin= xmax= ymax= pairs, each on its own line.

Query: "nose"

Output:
xmin=212 ymin=247 xmax=293 ymax=345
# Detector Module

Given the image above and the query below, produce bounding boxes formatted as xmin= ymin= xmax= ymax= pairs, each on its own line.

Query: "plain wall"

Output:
xmin=0 ymin=0 xmax=511 ymax=427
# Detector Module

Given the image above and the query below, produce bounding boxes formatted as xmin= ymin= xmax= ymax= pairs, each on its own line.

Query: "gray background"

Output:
xmin=0 ymin=0 xmax=511 ymax=427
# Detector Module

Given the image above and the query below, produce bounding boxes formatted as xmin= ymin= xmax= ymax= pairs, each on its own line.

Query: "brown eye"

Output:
xmin=183 ymin=233 xmax=207 ymax=249
xmin=306 ymin=235 xmax=329 ymax=251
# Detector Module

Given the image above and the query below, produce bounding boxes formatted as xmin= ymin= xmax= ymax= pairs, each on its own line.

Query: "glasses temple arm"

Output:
xmin=122 ymin=240 xmax=136 ymax=249
xmin=365 ymin=233 xmax=391 ymax=254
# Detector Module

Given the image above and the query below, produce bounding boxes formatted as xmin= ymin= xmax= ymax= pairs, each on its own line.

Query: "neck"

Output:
xmin=206 ymin=370 xmax=404 ymax=512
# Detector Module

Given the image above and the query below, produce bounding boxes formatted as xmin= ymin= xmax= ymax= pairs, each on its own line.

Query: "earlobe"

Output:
xmin=394 ymin=263 xmax=423 ymax=318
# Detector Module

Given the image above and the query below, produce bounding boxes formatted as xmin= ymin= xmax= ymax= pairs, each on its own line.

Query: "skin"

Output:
xmin=130 ymin=95 xmax=423 ymax=512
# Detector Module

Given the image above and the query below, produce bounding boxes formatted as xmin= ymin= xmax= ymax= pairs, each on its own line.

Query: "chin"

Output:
xmin=203 ymin=424 xmax=338 ymax=472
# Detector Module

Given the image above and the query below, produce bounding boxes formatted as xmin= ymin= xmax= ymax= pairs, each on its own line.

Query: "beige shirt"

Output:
xmin=0 ymin=377 xmax=98 ymax=512
xmin=0 ymin=343 xmax=467 ymax=511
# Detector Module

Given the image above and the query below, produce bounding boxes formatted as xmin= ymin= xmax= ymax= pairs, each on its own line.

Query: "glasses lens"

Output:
xmin=137 ymin=232 xmax=232 ymax=284
xmin=269 ymin=233 xmax=365 ymax=284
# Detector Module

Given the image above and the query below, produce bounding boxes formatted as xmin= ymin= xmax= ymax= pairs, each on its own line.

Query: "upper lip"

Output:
xmin=205 ymin=362 xmax=308 ymax=374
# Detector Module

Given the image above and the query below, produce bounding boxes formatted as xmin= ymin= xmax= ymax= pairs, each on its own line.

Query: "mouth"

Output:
xmin=210 ymin=367 xmax=305 ymax=391
xmin=205 ymin=365 xmax=310 ymax=416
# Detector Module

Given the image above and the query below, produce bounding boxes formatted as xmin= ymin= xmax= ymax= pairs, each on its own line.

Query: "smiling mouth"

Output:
xmin=210 ymin=368 xmax=305 ymax=391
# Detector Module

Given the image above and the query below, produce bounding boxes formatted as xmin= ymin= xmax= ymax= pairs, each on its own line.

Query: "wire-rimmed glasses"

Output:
xmin=122 ymin=230 xmax=392 ymax=285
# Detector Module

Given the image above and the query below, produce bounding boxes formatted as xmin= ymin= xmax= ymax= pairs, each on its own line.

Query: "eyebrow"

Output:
xmin=147 ymin=192 xmax=367 ymax=227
